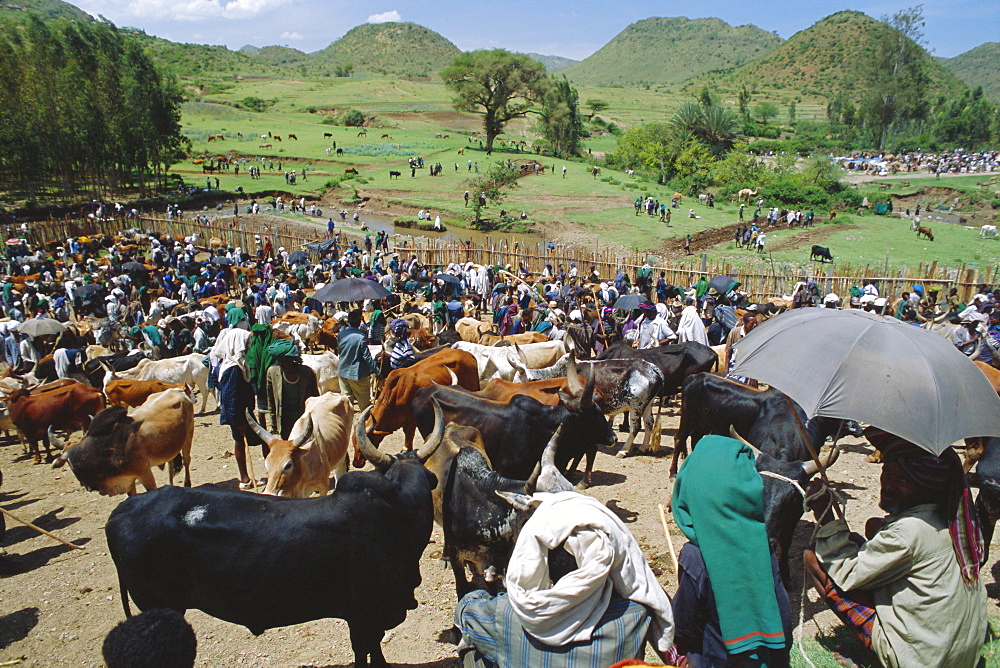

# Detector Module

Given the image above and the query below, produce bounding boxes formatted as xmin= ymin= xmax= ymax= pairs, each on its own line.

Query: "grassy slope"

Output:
xmin=942 ymin=42 xmax=1000 ymax=102
xmin=563 ymin=16 xmax=782 ymax=87
xmin=182 ymin=75 xmax=999 ymax=272
xmin=307 ymin=22 xmax=460 ymax=78
xmin=123 ymin=30 xmax=287 ymax=79
xmin=247 ymin=45 xmax=309 ymax=67
xmin=0 ymin=0 xmax=90 ymax=22
xmin=524 ymin=53 xmax=578 ymax=72
xmin=697 ymin=11 xmax=967 ymax=101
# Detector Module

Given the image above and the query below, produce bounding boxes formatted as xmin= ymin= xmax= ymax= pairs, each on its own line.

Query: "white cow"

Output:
xmin=102 ymin=353 xmax=212 ymax=413
xmin=273 ymin=314 xmax=322 ymax=351
xmin=301 ymin=351 xmax=340 ymax=394
xmin=981 ymin=225 xmax=997 ymax=238
xmin=452 ymin=340 xmax=567 ymax=383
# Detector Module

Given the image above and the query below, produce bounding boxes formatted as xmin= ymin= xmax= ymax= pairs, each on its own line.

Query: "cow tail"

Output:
xmin=117 ymin=571 xmax=133 ymax=618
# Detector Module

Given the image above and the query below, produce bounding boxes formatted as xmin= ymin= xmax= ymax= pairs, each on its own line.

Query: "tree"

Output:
xmin=538 ymin=76 xmax=583 ymax=158
xmin=333 ymin=63 xmax=353 ymax=77
xmin=737 ymin=86 xmax=752 ymax=123
xmin=696 ymin=86 xmax=714 ymax=109
xmin=342 ymin=109 xmax=365 ymax=127
xmin=788 ymin=101 xmax=796 ymax=124
xmin=861 ymin=5 xmax=931 ymax=149
xmin=442 ymin=50 xmax=547 ymax=153
xmin=467 ymin=161 xmax=520 ymax=228
xmin=671 ymin=102 xmax=740 ymax=156
xmin=753 ymin=102 xmax=779 ymax=124
xmin=585 ymin=98 xmax=608 ymax=120
xmin=606 ymin=123 xmax=682 ymax=184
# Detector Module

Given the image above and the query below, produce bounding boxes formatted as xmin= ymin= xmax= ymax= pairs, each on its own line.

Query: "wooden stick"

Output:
xmin=246 ymin=448 xmax=259 ymax=493
xmin=0 ymin=506 xmax=84 ymax=550
xmin=657 ymin=503 xmax=679 ymax=575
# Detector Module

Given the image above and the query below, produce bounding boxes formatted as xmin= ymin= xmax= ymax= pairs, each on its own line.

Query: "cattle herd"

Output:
xmin=0 ymin=223 xmax=999 ymax=665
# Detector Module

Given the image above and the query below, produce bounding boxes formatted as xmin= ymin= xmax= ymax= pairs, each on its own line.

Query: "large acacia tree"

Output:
xmin=442 ymin=49 xmax=547 ymax=153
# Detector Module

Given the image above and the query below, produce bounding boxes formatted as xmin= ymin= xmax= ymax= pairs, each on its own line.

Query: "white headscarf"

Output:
xmin=211 ymin=328 xmax=251 ymax=380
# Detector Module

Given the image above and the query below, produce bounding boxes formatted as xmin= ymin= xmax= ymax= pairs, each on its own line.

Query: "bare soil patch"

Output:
xmin=2 ymin=398 xmax=997 ymax=667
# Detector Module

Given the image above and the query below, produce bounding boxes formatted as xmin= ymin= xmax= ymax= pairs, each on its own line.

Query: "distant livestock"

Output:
xmin=344 ymin=168 xmax=359 ymax=175
xmin=916 ymin=225 xmax=934 ymax=241
xmin=389 ymin=171 xmax=401 ymax=179
xmin=981 ymin=225 xmax=997 ymax=238
xmin=810 ymin=245 xmax=833 ymax=263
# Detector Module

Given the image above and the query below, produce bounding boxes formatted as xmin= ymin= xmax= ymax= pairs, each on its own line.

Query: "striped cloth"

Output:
xmin=456 ymin=591 xmax=650 ymax=667
xmin=823 ymin=580 xmax=875 ymax=649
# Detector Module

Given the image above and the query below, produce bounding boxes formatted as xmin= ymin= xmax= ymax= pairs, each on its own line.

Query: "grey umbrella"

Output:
xmin=613 ymin=294 xmax=651 ymax=311
xmin=311 ymin=277 xmax=391 ymax=303
xmin=18 ymin=317 xmax=67 ymax=338
xmin=287 ymin=250 xmax=309 ymax=265
xmin=432 ymin=273 xmax=461 ymax=284
xmin=731 ymin=307 xmax=1000 ymax=454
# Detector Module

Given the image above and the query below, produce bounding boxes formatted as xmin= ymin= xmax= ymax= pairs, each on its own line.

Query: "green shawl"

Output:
xmin=694 ymin=276 xmax=709 ymax=299
xmin=245 ymin=323 xmax=275 ymax=388
xmin=671 ymin=435 xmax=785 ymax=657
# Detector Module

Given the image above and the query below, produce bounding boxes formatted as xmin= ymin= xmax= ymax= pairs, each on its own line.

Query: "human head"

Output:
xmin=389 ymin=318 xmax=409 ymax=338
xmin=102 ymin=608 xmax=196 ymax=668
xmin=347 ymin=309 xmax=363 ymax=328
xmin=742 ymin=313 xmax=758 ymax=333
xmin=267 ymin=339 xmax=301 ymax=368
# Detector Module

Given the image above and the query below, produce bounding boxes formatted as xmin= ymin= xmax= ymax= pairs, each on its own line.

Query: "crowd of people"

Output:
xmin=2 ymin=219 xmax=998 ymax=667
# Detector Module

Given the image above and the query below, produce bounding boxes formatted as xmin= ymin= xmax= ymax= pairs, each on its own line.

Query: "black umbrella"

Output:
xmin=304 ymin=238 xmax=337 ymax=252
xmin=432 ymin=273 xmax=461 ymax=284
xmin=74 ymin=283 xmax=102 ymax=296
xmin=120 ymin=261 xmax=147 ymax=272
xmin=288 ymin=250 xmax=309 ymax=265
xmin=210 ymin=256 xmax=235 ymax=266
xmin=312 ymin=277 xmax=391 ymax=303
xmin=708 ymin=275 xmax=741 ymax=295
xmin=613 ymin=294 xmax=651 ymax=310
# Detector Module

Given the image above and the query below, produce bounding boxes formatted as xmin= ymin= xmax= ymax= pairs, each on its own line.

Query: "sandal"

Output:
xmin=239 ymin=480 xmax=254 ymax=490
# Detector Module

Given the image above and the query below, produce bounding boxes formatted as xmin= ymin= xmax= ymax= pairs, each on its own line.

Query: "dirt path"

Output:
xmin=2 ymin=396 xmax=998 ymax=667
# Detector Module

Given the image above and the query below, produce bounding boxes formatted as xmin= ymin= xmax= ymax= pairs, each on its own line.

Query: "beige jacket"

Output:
xmin=815 ymin=504 xmax=987 ymax=668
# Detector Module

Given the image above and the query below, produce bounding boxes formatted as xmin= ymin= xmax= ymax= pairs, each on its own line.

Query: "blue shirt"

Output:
xmin=337 ymin=326 xmax=377 ymax=380
xmin=456 ymin=591 xmax=651 ymax=668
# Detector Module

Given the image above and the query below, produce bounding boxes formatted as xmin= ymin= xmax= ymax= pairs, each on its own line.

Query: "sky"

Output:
xmin=70 ymin=0 xmax=997 ymax=59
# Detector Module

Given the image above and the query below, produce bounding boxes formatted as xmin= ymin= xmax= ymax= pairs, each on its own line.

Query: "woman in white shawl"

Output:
xmin=676 ymin=298 xmax=709 ymax=346
xmin=211 ymin=328 xmax=258 ymax=488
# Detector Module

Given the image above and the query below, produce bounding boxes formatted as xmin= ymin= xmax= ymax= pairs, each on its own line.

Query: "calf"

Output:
xmin=53 ymin=388 xmax=195 ymax=496
xmin=105 ymin=379 xmax=188 ymax=408
xmin=105 ymin=405 xmax=445 ymax=667
xmin=576 ymin=358 xmax=664 ymax=459
xmin=9 ymin=381 xmax=104 ymax=463
xmin=245 ymin=392 xmax=354 ymax=497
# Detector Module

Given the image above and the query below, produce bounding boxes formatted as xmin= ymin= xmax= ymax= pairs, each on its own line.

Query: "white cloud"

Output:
xmin=119 ymin=0 xmax=294 ymax=21
xmin=280 ymin=31 xmax=303 ymax=40
xmin=367 ymin=10 xmax=400 ymax=23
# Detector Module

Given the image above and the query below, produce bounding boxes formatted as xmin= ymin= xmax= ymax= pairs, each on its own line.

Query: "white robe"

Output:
xmin=676 ymin=305 xmax=709 ymax=346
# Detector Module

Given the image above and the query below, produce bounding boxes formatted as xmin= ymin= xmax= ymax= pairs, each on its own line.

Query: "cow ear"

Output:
xmin=495 ymin=490 xmax=540 ymax=511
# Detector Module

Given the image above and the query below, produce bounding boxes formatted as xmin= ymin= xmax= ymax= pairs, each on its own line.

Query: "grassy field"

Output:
xmin=175 ymin=74 xmax=999 ymax=272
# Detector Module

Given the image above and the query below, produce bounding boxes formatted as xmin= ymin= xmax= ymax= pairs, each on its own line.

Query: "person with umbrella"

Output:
xmin=211 ymin=328 xmax=258 ymax=489
xmin=337 ymin=309 xmax=378 ymax=411
xmin=634 ymin=302 xmax=675 ymax=349
xmin=803 ymin=432 xmax=988 ymax=667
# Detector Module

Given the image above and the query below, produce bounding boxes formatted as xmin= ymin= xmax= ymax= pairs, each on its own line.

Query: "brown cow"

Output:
xmin=52 ymin=388 xmax=195 ymax=496
xmin=317 ymin=317 xmax=341 ymax=351
xmin=8 ymin=381 xmax=105 ymax=463
xmin=410 ymin=328 xmax=437 ymax=351
xmin=357 ymin=349 xmax=479 ymax=464
xmin=105 ymin=379 xmax=189 ymax=408
xmin=245 ymin=392 xmax=354 ymax=497
xmin=478 ymin=331 xmax=549 ymax=346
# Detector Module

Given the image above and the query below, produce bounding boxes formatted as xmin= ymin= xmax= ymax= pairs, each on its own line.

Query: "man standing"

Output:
xmin=337 ymin=309 xmax=377 ymax=410
xmin=804 ymin=432 xmax=987 ymax=668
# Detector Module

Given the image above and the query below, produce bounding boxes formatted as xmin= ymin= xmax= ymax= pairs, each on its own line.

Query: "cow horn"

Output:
xmin=536 ymin=425 xmax=574 ymax=493
xmin=804 ymin=443 xmax=841 ymax=476
xmin=932 ymin=311 xmax=949 ymax=323
xmin=729 ymin=426 xmax=762 ymax=459
xmin=245 ymin=409 xmax=277 ymax=446
xmin=446 ymin=367 xmax=459 ymax=386
xmin=292 ymin=414 xmax=312 ymax=448
xmin=514 ymin=343 xmax=528 ymax=366
xmin=564 ymin=355 xmax=583 ymax=395
xmin=355 ymin=406 xmax=393 ymax=471
xmin=416 ymin=399 xmax=445 ymax=463
xmin=579 ymin=361 xmax=596 ymax=411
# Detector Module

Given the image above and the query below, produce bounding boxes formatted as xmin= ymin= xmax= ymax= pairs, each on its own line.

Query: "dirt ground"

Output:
xmin=1 ymin=396 xmax=998 ymax=667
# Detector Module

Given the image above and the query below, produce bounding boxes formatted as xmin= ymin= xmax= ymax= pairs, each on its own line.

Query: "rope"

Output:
xmin=758 ymin=470 xmax=849 ymax=667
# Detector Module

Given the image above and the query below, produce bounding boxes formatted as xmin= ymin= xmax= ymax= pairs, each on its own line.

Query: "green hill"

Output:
xmin=310 ymin=22 xmax=460 ymax=77
xmin=121 ymin=29 xmax=287 ymax=79
xmin=704 ymin=11 xmax=966 ymax=100
xmin=942 ymin=42 xmax=1000 ymax=102
xmin=525 ymin=53 xmax=578 ymax=72
xmin=0 ymin=0 xmax=90 ymax=22
xmin=247 ymin=45 xmax=308 ymax=67
xmin=562 ymin=17 xmax=782 ymax=87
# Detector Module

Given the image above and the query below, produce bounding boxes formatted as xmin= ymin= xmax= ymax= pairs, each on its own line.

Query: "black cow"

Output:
xmin=672 ymin=372 xmax=852 ymax=581
xmin=323 ymin=132 xmax=333 ymax=138
xmin=810 ymin=245 xmax=833 ymax=263
xmin=597 ymin=341 xmax=718 ymax=397
xmin=389 ymin=171 xmax=401 ymax=179
xmin=105 ymin=404 xmax=446 ymax=667
xmin=411 ymin=383 xmax=613 ymax=485
xmin=85 ymin=351 xmax=145 ymax=389
xmin=969 ymin=437 xmax=1000 ymax=561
